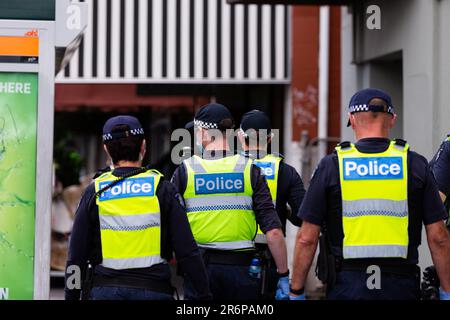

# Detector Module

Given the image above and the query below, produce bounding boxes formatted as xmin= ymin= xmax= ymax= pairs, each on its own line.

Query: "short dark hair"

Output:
xmin=217 ymin=118 xmax=235 ymax=132
xmin=104 ymin=125 xmax=144 ymax=164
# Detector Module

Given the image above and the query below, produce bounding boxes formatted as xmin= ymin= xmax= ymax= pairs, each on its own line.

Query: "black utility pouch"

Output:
xmin=81 ymin=263 xmax=94 ymax=301
xmin=316 ymin=233 xmax=336 ymax=289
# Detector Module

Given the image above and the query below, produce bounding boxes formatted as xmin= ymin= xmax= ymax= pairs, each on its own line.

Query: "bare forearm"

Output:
xmin=426 ymin=221 xmax=450 ymax=292
xmin=429 ymin=237 xmax=450 ymax=291
xmin=290 ymin=222 xmax=321 ymax=292
xmin=266 ymin=228 xmax=289 ymax=273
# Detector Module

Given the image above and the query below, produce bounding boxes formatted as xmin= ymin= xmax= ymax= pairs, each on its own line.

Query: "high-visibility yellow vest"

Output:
xmin=336 ymin=140 xmax=409 ymax=259
xmin=183 ymin=155 xmax=257 ymax=251
xmin=94 ymin=170 xmax=165 ymax=270
xmin=253 ymin=154 xmax=282 ymax=241
xmin=254 ymin=154 xmax=282 ymax=206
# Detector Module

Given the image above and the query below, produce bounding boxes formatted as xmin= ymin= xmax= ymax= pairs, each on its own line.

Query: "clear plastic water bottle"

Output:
xmin=249 ymin=258 xmax=261 ymax=279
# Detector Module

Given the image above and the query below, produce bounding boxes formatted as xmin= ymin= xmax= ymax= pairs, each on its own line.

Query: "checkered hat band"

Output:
xmin=194 ymin=119 xmax=219 ymax=129
xmin=349 ymin=105 xmax=394 ymax=114
xmin=103 ymin=128 xmax=144 ymax=141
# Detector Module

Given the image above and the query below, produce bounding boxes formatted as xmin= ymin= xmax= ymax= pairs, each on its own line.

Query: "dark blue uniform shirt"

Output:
xmin=298 ymin=138 xmax=447 ymax=266
xmin=65 ymin=167 xmax=211 ymax=300
xmin=430 ymin=137 xmax=450 ymax=196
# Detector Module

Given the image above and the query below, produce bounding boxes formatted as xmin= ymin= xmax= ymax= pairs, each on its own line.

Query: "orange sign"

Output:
xmin=0 ymin=36 xmax=39 ymax=57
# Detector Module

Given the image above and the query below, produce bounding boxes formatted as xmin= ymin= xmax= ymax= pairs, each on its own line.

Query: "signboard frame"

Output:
xmin=0 ymin=19 xmax=55 ymax=300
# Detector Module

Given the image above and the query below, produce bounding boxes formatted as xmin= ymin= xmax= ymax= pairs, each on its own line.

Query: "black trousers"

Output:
xmin=184 ymin=263 xmax=260 ymax=300
xmin=327 ymin=270 xmax=421 ymax=300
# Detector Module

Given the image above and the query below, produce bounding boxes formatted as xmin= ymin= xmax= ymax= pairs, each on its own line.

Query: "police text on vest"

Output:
xmin=195 ymin=173 xmax=245 ymax=195
xmin=254 ymin=162 xmax=275 ymax=180
xmin=99 ymin=177 xmax=155 ymax=201
xmin=343 ymin=157 xmax=403 ymax=180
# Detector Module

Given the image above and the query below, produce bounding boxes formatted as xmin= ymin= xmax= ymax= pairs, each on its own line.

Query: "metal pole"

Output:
xmin=318 ymin=6 xmax=330 ymax=161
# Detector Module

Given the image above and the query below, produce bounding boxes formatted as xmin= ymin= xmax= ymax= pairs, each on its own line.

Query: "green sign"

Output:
xmin=0 ymin=72 xmax=38 ymax=300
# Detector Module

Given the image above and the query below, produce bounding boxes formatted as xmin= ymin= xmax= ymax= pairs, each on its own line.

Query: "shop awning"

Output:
xmin=57 ymin=0 xmax=291 ymax=84
xmin=55 ymin=84 xmax=209 ymax=112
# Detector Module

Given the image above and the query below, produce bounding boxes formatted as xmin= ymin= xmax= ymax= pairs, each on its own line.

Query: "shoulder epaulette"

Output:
xmin=338 ymin=141 xmax=352 ymax=149
xmin=93 ymin=167 xmax=111 ymax=179
xmin=271 ymin=152 xmax=285 ymax=159
xmin=394 ymin=139 xmax=407 ymax=147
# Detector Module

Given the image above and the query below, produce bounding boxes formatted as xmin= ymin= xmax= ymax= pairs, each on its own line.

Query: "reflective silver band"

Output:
xmin=185 ymin=196 xmax=253 ymax=210
xmin=198 ymin=240 xmax=255 ymax=250
xmin=342 ymin=199 xmax=408 ymax=218
xmin=343 ymin=245 xmax=408 ymax=259
xmin=254 ymin=234 xmax=267 ymax=244
xmin=101 ymin=255 xmax=166 ymax=270
xmin=100 ymin=213 xmax=161 ymax=231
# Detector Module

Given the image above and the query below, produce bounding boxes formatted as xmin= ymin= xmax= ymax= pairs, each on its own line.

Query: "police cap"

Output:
xmin=103 ymin=115 xmax=144 ymax=141
xmin=185 ymin=103 xmax=234 ymax=130
xmin=347 ymin=88 xmax=395 ymax=127
xmin=240 ymin=109 xmax=272 ymax=135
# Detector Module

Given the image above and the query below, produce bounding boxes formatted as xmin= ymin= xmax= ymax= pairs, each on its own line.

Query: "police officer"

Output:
xmin=171 ymin=103 xmax=290 ymax=300
xmin=65 ymin=115 xmax=211 ymax=300
xmin=430 ymin=136 xmax=450 ymax=225
xmin=289 ymin=88 xmax=450 ymax=300
xmin=238 ymin=110 xmax=306 ymax=298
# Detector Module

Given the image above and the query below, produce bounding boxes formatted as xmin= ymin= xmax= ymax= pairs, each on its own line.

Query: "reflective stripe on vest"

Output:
xmin=253 ymin=154 xmax=282 ymax=239
xmin=337 ymin=141 xmax=409 ymax=259
xmin=94 ymin=170 xmax=165 ymax=270
xmin=183 ymin=155 xmax=256 ymax=251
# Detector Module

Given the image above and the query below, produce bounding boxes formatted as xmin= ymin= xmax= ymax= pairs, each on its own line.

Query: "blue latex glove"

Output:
xmin=440 ymin=288 xmax=450 ymax=300
xmin=275 ymin=276 xmax=290 ymax=300
xmin=289 ymin=293 xmax=306 ymax=300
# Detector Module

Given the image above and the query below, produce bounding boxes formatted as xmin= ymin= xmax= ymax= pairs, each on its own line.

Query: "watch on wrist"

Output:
xmin=278 ymin=270 xmax=290 ymax=278
xmin=290 ymin=287 xmax=305 ymax=295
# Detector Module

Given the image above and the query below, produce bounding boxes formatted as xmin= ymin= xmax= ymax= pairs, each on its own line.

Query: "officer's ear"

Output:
xmin=103 ymin=144 xmax=109 ymax=157
xmin=348 ymin=113 xmax=356 ymax=129
xmin=389 ymin=113 xmax=397 ymax=129
xmin=237 ymin=130 xmax=247 ymax=146
xmin=140 ymin=139 xmax=147 ymax=158
xmin=103 ymin=144 xmax=114 ymax=166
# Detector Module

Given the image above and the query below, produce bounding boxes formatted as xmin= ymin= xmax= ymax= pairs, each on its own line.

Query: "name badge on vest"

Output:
xmin=99 ymin=177 xmax=155 ymax=201
xmin=343 ymin=157 xmax=403 ymax=180
xmin=254 ymin=162 xmax=275 ymax=180
xmin=194 ymin=173 xmax=245 ymax=195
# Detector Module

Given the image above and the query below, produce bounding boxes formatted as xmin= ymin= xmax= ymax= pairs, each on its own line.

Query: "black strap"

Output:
xmin=87 ymin=165 xmax=154 ymax=217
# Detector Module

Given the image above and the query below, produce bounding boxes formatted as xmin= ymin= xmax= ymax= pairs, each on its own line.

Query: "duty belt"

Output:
xmin=201 ymin=249 xmax=255 ymax=266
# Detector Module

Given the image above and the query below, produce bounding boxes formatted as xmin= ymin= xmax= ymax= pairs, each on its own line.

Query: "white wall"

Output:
xmin=346 ymin=0 xmax=450 ymax=158
xmin=340 ymin=0 xmax=450 ymax=271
